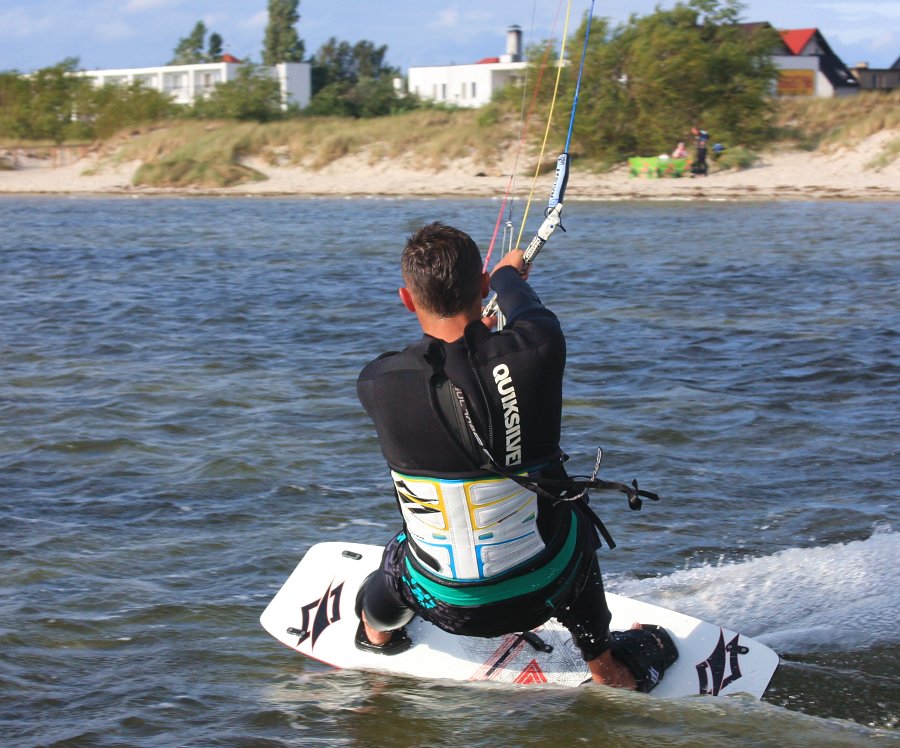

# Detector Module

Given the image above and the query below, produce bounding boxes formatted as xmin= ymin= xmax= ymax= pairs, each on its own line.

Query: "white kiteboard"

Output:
xmin=261 ymin=541 xmax=779 ymax=698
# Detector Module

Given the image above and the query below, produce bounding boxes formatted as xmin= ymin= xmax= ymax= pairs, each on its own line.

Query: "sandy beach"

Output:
xmin=2 ymin=129 xmax=899 ymax=201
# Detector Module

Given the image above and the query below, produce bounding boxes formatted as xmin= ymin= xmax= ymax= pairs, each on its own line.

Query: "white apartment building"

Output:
xmin=407 ymin=26 xmax=528 ymax=108
xmin=79 ymin=59 xmax=312 ymax=109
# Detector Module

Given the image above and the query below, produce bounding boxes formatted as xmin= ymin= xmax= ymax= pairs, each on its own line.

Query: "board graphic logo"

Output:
xmin=696 ymin=628 xmax=749 ymax=695
xmin=470 ymin=633 xmax=528 ymax=681
xmin=514 ymin=660 xmax=548 ymax=685
xmin=298 ymin=580 xmax=344 ymax=648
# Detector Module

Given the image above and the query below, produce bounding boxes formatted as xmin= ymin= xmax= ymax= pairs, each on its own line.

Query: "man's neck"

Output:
xmin=419 ymin=313 xmax=477 ymax=343
xmin=416 ymin=300 xmax=483 ymax=343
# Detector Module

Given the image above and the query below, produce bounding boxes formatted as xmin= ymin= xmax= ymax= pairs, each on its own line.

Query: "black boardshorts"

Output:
xmin=360 ymin=512 xmax=613 ymax=662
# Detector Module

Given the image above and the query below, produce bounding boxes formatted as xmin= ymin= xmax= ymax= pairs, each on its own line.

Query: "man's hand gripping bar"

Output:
xmin=482 ymin=153 xmax=569 ymax=319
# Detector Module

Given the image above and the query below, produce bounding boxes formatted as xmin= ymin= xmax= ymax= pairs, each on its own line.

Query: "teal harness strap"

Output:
xmin=402 ymin=516 xmax=579 ymax=607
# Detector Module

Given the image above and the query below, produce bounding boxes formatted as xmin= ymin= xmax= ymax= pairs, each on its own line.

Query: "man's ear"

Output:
xmin=398 ymin=287 xmax=416 ymax=312
xmin=480 ymin=271 xmax=490 ymax=299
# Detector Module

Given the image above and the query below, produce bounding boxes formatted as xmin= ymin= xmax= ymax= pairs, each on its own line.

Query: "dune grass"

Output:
xmin=107 ymin=109 xmax=520 ymax=187
xmin=775 ymin=90 xmax=900 ymax=153
xmin=7 ymin=91 xmax=899 ymax=186
xmin=112 ymin=121 xmax=264 ymax=186
xmin=867 ymin=135 xmax=900 ymax=170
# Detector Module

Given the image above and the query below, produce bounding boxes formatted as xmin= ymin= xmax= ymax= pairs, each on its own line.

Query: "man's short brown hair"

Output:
xmin=402 ymin=222 xmax=483 ymax=317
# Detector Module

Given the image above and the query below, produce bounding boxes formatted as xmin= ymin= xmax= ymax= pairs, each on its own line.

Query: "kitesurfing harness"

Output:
xmin=423 ymin=336 xmax=659 ymax=555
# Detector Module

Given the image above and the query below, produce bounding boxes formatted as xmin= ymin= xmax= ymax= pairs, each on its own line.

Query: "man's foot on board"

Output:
xmin=354 ymin=620 xmax=412 ymax=655
xmin=585 ymin=646 xmax=637 ymax=689
xmin=606 ymin=622 xmax=679 ymax=692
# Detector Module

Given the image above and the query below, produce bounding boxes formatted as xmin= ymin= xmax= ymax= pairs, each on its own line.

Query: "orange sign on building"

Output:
xmin=778 ymin=69 xmax=816 ymax=96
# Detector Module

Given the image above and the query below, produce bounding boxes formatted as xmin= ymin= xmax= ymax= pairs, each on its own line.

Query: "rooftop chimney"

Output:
xmin=506 ymin=25 xmax=522 ymax=62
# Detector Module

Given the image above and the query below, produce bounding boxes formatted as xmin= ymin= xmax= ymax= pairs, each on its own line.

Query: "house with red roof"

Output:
xmin=772 ymin=27 xmax=859 ymax=97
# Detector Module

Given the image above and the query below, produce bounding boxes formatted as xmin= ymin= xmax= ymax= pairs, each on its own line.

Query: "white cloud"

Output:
xmin=819 ymin=1 xmax=900 ymax=21
xmin=428 ymin=7 xmax=498 ymax=44
xmin=431 ymin=6 xmax=495 ymax=31
xmin=245 ymin=10 xmax=268 ymax=29
xmin=825 ymin=21 xmax=900 ymax=46
xmin=0 ymin=9 xmax=56 ymax=38
xmin=95 ymin=19 xmax=136 ymax=41
xmin=125 ymin=0 xmax=184 ymax=11
xmin=813 ymin=0 xmax=900 ymax=45
xmin=435 ymin=9 xmax=460 ymax=29
xmin=871 ymin=29 xmax=900 ymax=53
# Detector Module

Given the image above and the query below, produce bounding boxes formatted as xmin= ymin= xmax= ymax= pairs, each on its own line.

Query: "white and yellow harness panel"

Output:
xmin=391 ymin=471 xmax=546 ymax=582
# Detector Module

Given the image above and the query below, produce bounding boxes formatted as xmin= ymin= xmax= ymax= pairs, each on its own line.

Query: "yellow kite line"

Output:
xmin=515 ymin=0 xmax=575 ymax=249
xmin=483 ymin=0 xmax=567 ymax=271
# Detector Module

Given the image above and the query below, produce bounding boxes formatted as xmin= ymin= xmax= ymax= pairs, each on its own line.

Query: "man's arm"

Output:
xmin=490 ymin=248 xmax=530 ymax=279
xmin=489 ymin=250 xmax=556 ymax=326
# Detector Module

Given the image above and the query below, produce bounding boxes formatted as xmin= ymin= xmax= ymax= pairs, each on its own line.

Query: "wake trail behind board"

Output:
xmin=261 ymin=542 xmax=779 ymax=698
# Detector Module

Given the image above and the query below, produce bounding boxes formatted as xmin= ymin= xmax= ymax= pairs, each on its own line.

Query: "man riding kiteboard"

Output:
xmin=354 ymin=222 xmax=678 ymax=691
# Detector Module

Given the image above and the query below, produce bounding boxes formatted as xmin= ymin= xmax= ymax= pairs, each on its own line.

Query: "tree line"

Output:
xmin=561 ymin=0 xmax=781 ymax=163
xmin=487 ymin=0 xmax=779 ymax=163
xmin=1 ymin=0 xmax=779 ymax=162
xmin=0 ymin=0 xmax=412 ymax=142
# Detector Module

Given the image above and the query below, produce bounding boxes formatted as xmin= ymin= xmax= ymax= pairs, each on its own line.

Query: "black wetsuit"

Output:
xmin=357 ymin=266 xmax=613 ymax=660
xmin=692 ymin=129 xmax=709 ymax=175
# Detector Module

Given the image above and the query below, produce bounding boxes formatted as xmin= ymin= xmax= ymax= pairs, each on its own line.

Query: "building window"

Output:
xmin=164 ymin=72 xmax=187 ymax=95
xmin=471 ymin=82 xmax=477 ymax=99
xmin=198 ymin=71 xmax=218 ymax=94
xmin=441 ymin=83 xmax=447 ymax=100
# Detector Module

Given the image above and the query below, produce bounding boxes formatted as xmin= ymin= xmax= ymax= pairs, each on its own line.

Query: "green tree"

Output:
xmin=1 ymin=58 xmax=92 ymax=143
xmin=190 ymin=65 xmax=283 ymax=121
xmin=0 ymin=58 xmax=178 ymax=142
xmin=31 ymin=58 xmax=91 ymax=142
xmin=307 ymin=38 xmax=408 ymax=117
xmin=544 ymin=0 xmax=778 ymax=163
xmin=0 ymin=70 xmax=32 ymax=139
xmin=208 ymin=33 xmax=224 ymax=61
xmin=262 ymin=0 xmax=305 ymax=66
xmin=171 ymin=21 xmax=208 ymax=65
xmin=73 ymin=81 xmax=178 ymax=140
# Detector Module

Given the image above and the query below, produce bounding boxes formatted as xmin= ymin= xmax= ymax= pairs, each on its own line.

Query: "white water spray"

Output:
xmin=609 ymin=526 xmax=898 ymax=653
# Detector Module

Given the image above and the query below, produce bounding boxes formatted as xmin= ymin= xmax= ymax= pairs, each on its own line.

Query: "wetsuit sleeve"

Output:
xmin=490 ymin=265 xmax=555 ymax=325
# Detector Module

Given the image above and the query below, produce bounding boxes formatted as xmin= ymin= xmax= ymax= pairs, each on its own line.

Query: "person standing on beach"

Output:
xmin=691 ymin=126 xmax=710 ymax=175
xmin=353 ymin=221 xmax=677 ymax=691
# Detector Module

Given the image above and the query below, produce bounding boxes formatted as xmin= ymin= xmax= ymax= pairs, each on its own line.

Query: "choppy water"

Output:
xmin=1 ymin=196 xmax=897 ymax=747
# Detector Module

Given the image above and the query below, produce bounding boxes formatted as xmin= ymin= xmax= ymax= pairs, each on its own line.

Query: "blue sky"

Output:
xmin=1 ymin=0 xmax=898 ymax=73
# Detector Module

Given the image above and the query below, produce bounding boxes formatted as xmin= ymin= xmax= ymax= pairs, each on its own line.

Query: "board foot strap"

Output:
xmin=354 ymin=621 xmax=412 ymax=656
xmin=609 ymin=624 xmax=679 ymax=693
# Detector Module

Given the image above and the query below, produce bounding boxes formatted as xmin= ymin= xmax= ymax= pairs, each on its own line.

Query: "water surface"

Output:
xmin=1 ymin=196 xmax=897 ymax=746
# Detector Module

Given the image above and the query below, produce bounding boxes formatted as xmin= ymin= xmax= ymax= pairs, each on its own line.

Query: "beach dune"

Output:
xmin=2 ymin=130 xmax=899 ymax=201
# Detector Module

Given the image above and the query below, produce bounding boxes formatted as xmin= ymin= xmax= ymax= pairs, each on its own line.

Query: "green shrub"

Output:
xmin=190 ymin=66 xmax=283 ymax=122
xmin=133 ymin=159 xmax=265 ymax=187
xmin=714 ymin=145 xmax=759 ymax=170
